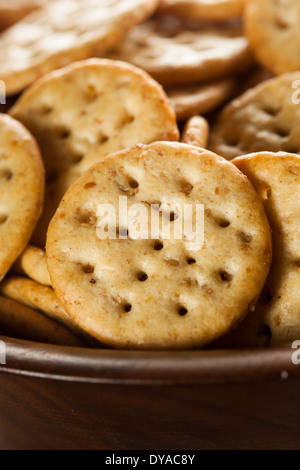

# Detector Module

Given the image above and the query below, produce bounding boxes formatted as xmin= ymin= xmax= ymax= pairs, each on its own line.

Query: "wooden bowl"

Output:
xmin=0 ymin=335 xmax=299 ymax=450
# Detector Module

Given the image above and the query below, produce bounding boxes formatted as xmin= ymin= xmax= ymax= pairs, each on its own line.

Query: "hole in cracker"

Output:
xmin=181 ymin=183 xmax=193 ymax=196
xmin=99 ymin=134 xmax=109 ymax=145
xmin=154 ymin=241 xmax=164 ymax=251
xmin=218 ymin=219 xmax=230 ymax=228
xmin=187 ymin=258 xmax=196 ymax=265
xmin=85 ymin=84 xmax=101 ymax=102
xmin=169 ymin=211 xmax=178 ymax=222
xmin=129 ymin=179 xmax=139 ymax=189
xmin=165 ymin=259 xmax=180 ymax=267
xmin=73 ymin=154 xmax=84 ymax=164
xmin=182 ymin=278 xmax=198 ymax=287
xmin=0 ymin=214 xmax=8 ymax=224
xmin=274 ymin=125 xmax=290 ymax=139
xmin=41 ymin=105 xmax=53 ymax=115
xmin=117 ymin=183 xmax=136 ymax=196
xmin=261 ymin=187 xmax=272 ymax=200
xmin=178 ymin=306 xmax=188 ymax=316
xmin=82 ymin=264 xmax=95 ymax=274
xmin=274 ymin=16 xmax=290 ymax=30
xmin=219 ymin=270 xmax=233 ymax=282
xmin=262 ymin=105 xmax=280 ymax=117
xmin=202 ymin=285 xmax=214 ymax=295
xmin=89 ymin=278 xmax=97 ymax=284
xmin=0 ymin=169 xmax=13 ymax=180
xmin=123 ymin=303 xmax=132 ymax=313
xmin=239 ymin=232 xmax=253 ymax=244
xmin=225 ymin=134 xmax=240 ymax=147
xmin=59 ymin=128 xmax=71 ymax=139
xmin=77 ymin=212 xmax=97 ymax=228
xmin=121 ymin=114 xmax=135 ymax=127
xmin=138 ymin=272 xmax=148 ymax=282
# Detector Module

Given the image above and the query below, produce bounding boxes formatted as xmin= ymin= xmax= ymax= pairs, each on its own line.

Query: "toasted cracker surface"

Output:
xmin=109 ymin=16 xmax=253 ymax=86
xmin=12 ymin=245 xmax=50 ymax=286
xmin=226 ymin=152 xmax=300 ymax=347
xmin=10 ymin=59 xmax=179 ymax=247
xmin=167 ymin=78 xmax=235 ymax=121
xmin=209 ymin=73 xmax=300 ymax=160
xmin=0 ymin=0 xmax=160 ymax=95
xmin=0 ymin=114 xmax=45 ymax=280
xmin=46 ymin=141 xmax=271 ymax=350
xmin=245 ymin=0 xmax=300 ymax=76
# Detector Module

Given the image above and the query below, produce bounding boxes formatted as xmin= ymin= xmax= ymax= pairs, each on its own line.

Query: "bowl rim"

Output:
xmin=0 ymin=335 xmax=298 ymax=385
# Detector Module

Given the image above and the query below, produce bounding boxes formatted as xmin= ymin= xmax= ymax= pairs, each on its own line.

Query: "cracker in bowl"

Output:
xmin=223 ymin=152 xmax=300 ymax=347
xmin=209 ymin=72 xmax=300 ymax=160
xmin=0 ymin=0 xmax=160 ymax=95
xmin=46 ymin=142 xmax=272 ymax=350
xmin=245 ymin=0 xmax=300 ymax=76
xmin=108 ymin=16 xmax=254 ymax=87
xmin=167 ymin=78 xmax=236 ymax=122
xmin=0 ymin=114 xmax=44 ymax=281
xmin=10 ymin=58 xmax=179 ymax=247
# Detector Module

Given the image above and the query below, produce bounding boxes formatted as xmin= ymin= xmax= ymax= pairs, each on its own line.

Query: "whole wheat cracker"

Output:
xmin=10 ymin=59 xmax=179 ymax=247
xmin=209 ymin=72 xmax=300 ymax=160
xmin=12 ymin=245 xmax=51 ymax=286
xmin=109 ymin=16 xmax=254 ymax=86
xmin=46 ymin=141 xmax=272 ymax=350
xmin=0 ymin=296 xmax=85 ymax=346
xmin=221 ymin=152 xmax=300 ymax=347
xmin=0 ymin=114 xmax=44 ymax=281
xmin=159 ymin=0 xmax=245 ymax=22
xmin=182 ymin=116 xmax=209 ymax=148
xmin=167 ymin=78 xmax=236 ymax=121
xmin=0 ymin=0 xmax=160 ymax=95
xmin=245 ymin=0 xmax=300 ymax=76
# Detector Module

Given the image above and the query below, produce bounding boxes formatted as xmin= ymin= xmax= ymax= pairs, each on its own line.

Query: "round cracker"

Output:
xmin=108 ymin=16 xmax=254 ymax=86
xmin=209 ymin=72 xmax=300 ymax=160
xmin=159 ymin=0 xmax=245 ymax=22
xmin=0 ymin=0 xmax=160 ymax=95
xmin=182 ymin=116 xmax=210 ymax=148
xmin=226 ymin=152 xmax=300 ymax=347
xmin=10 ymin=59 xmax=179 ymax=247
xmin=0 ymin=114 xmax=45 ymax=281
xmin=245 ymin=0 xmax=300 ymax=76
xmin=167 ymin=78 xmax=236 ymax=121
xmin=46 ymin=141 xmax=272 ymax=350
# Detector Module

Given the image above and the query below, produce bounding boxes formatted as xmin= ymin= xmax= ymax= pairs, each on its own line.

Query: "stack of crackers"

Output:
xmin=0 ymin=0 xmax=299 ymax=350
